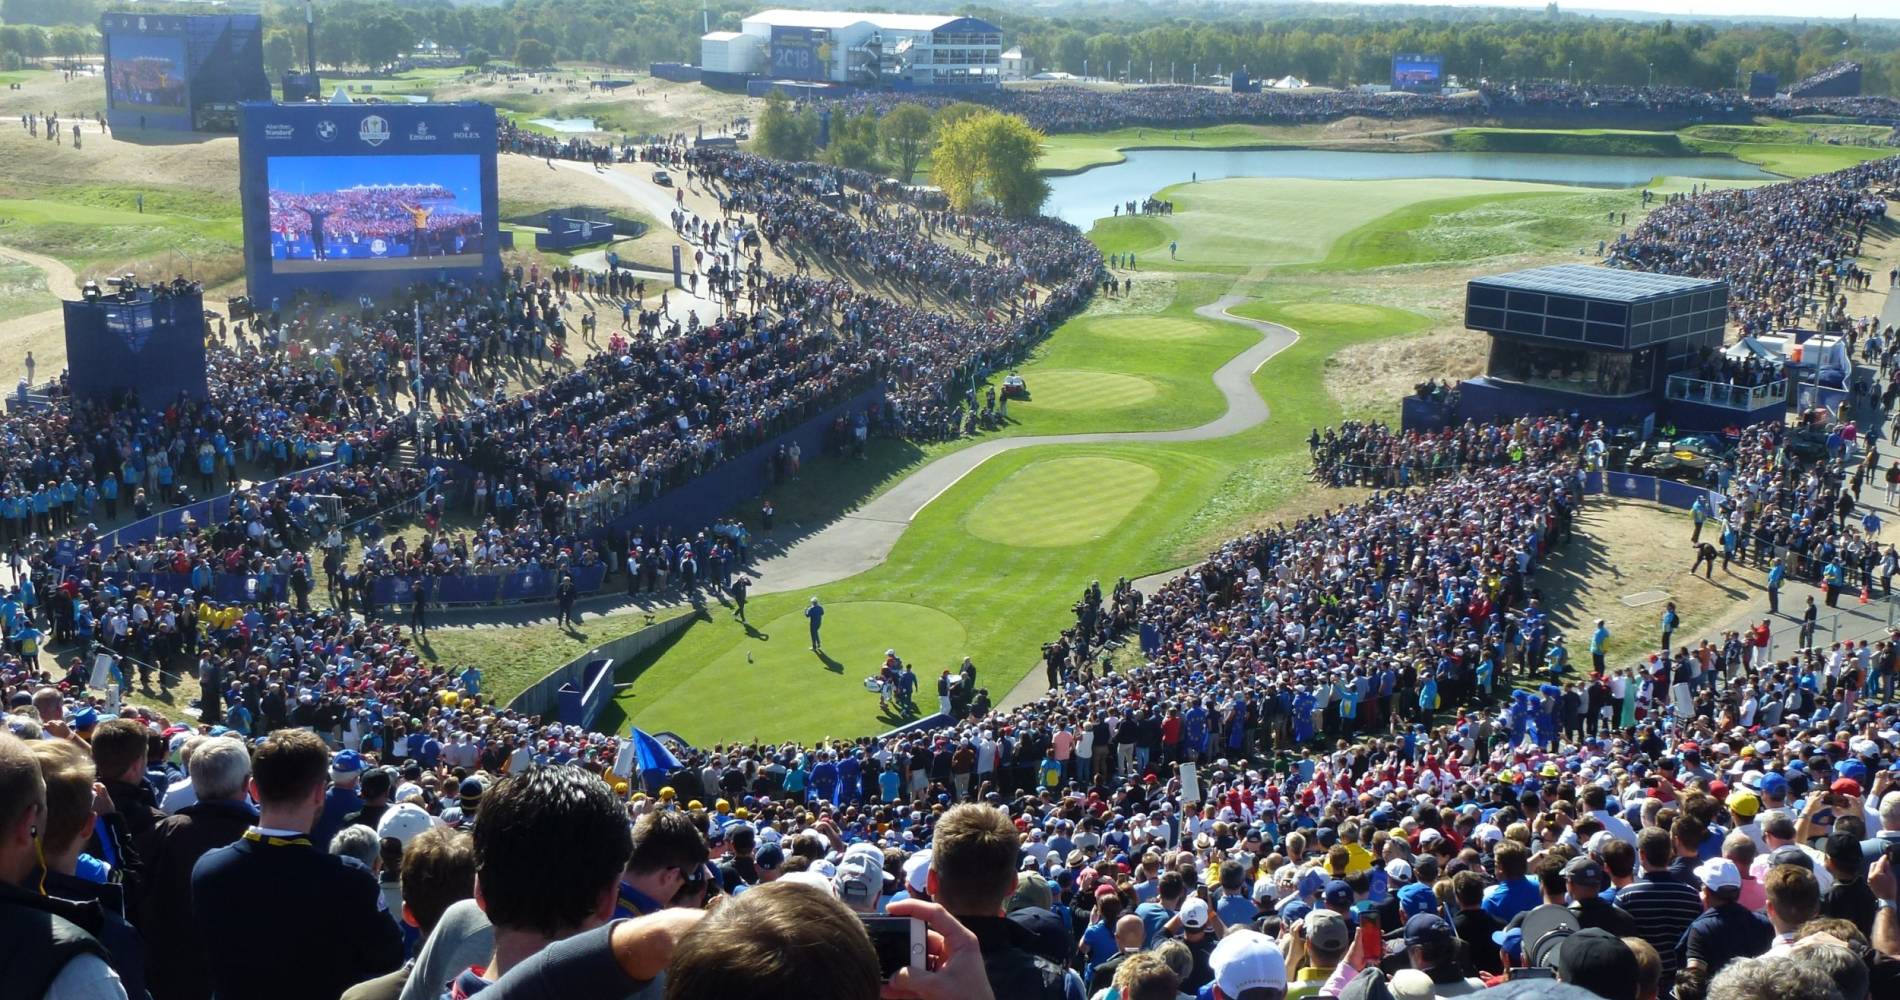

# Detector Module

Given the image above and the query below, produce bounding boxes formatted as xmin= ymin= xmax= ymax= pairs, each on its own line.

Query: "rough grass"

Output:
xmin=1436 ymin=128 xmax=1689 ymax=157
xmin=0 ymin=258 xmax=55 ymax=324
xmin=1087 ymin=177 xmax=1590 ymax=274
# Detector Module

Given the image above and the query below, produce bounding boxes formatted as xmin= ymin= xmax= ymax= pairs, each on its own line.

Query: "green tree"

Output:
xmin=824 ymin=109 xmax=884 ymax=172
xmin=466 ymin=46 xmax=493 ymax=70
xmin=931 ymin=101 xmax=986 ymax=135
xmin=755 ymin=91 xmax=817 ymax=162
xmin=877 ymin=102 xmax=934 ymax=184
xmin=932 ymin=110 xmax=1048 ymax=217
xmin=358 ymin=12 xmax=415 ymax=70
xmin=264 ymin=30 xmax=297 ymax=78
xmin=513 ymin=37 xmax=555 ymax=69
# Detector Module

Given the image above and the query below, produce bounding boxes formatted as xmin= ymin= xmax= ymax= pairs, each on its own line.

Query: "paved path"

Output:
xmin=0 ymin=242 xmax=84 ymax=364
xmin=741 ymin=293 xmax=1299 ymax=596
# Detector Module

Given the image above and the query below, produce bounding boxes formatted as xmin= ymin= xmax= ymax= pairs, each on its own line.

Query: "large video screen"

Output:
xmin=771 ymin=26 xmax=831 ymax=82
xmin=1392 ymin=54 xmax=1444 ymax=93
xmin=108 ymin=33 xmax=189 ymax=115
xmin=265 ymin=154 xmax=487 ymax=273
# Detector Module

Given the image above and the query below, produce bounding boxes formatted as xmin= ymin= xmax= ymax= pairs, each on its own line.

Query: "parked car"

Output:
xmin=652 ymin=170 xmax=672 ymax=187
xmin=1001 ymin=374 xmax=1028 ymax=400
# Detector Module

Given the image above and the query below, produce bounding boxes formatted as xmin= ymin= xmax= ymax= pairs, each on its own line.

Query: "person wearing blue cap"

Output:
xmin=311 ymin=748 xmax=365 ymax=850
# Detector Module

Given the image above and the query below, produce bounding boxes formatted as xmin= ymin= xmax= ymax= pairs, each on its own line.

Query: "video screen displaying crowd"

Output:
xmin=10 ymin=407 xmax=1900 ymax=1000
xmin=1608 ymin=157 xmax=1900 ymax=336
xmin=268 ymin=186 xmax=485 ymax=262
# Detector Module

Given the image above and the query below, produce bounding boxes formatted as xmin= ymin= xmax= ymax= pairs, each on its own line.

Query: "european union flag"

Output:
xmin=629 ymin=726 xmax=682 ymax=777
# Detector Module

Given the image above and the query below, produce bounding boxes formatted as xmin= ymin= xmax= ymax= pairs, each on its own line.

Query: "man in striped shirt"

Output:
xmin=1617 ymin=827 xmax=1705 ymax=993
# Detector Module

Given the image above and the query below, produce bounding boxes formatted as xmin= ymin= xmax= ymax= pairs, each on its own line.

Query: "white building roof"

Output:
xmin=703 ymin=31 xmax=744 ymax=41
xmin=742 ymin=8 xmax=992 ymax=32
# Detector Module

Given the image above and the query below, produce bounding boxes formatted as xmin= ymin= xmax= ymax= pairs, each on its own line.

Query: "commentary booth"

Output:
xmin=1409 ymin=264 xmax=1785 ymax=432
xmin=237 ymin=101 xmax=501 ymax=308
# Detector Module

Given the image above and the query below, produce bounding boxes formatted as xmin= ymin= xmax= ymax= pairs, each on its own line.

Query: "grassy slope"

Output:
xmin=1087 ymin=177 xmax=1584 ymax=274
xmin=0 ymin=258 xmax=56 ymax=324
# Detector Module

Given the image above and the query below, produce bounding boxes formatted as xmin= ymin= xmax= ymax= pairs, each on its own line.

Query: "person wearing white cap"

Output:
xmin=833 ymin=850 xmax=888 ymax=913
xmin=1207 ymin=928 xmax=1286 ymax=1000
xmin=1681 ymin=857 xmax=1773 ymax=979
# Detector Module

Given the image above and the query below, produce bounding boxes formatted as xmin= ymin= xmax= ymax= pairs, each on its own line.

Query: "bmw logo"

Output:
xmin=316 ymin=120 xmax=337 ymax=141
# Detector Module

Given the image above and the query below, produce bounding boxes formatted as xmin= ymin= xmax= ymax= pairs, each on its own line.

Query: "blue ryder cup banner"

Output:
xmin=238 ymin=102 xmax=501 ymax=305
xmin=770 ymin=26 xmax=831 ymax=82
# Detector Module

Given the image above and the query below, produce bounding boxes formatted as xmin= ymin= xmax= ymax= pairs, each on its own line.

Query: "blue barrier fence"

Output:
xmin=98 ymin=460 xmax=339 ymax=556
xmin=371 ymin=561 xmax=607 ymax=608
xmin=1583 ymin=470 xmax=1721 ymax=513
xmin=558 ymin=657 xmax=615 ymax=729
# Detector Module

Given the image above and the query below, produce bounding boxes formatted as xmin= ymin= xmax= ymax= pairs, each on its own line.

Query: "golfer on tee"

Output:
xmin=806 ymin=596 xmax=824 ymax=651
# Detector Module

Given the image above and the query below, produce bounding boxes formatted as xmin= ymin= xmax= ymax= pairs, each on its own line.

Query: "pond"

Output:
xmin=530 ymin=117 xmax=600 ymax=134
xmin=1042 ymin=148 xmax=1775 ymax=228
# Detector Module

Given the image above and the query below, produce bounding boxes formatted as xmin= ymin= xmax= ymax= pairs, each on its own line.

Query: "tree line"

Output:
xmin=4 ymin=0 xmax=1894 ymax=96
xmin=997 ymin=10 xmax=1900 ymax=95
xmin=755 ymin=94 xmax=1047 ymax=217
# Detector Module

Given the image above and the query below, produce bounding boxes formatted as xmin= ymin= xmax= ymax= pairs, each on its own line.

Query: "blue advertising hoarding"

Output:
xmin=770 ymin=26 xmax=832 ymax=82
xmin=238 ymin=102 xmax=501 ymax=305
xmin=1391 ymin=53 xmax=1444 ymax=94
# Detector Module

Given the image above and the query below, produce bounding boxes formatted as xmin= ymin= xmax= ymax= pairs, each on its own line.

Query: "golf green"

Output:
xmin=1274 ymin=302 xmax=1391 ymax=326
xmin=620 ymin=600 xmax=969 ymax=744
xmin=1089 ymin=315 xmax=1220 ymax=342
xmin=1015 ymin=369 xmax=1158 ymax=411
xmin=963 ymin=456 xmax=1160 ymax=547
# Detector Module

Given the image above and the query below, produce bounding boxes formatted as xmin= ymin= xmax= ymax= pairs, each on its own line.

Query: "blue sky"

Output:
xmin=267 ymin=154 xmax=483 ymax=211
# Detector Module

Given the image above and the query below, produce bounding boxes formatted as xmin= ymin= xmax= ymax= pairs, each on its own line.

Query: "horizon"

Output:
xmin=1318 ymin=0 xmax=1893 ymax=22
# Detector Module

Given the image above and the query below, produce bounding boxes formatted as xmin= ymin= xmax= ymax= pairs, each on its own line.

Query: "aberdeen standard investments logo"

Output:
xmin=358 ymin=115 xmax=391 ymax=147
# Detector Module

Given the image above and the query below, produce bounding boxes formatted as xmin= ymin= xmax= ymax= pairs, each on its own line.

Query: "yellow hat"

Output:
xmin=1728 ymin=791 xmax=1762 ymax=818
xmin=735 ymin=807 xmax=750 ymax=819
xmin=716 ymin=799 xmax=731 ymax=813
xmin=659 ymin=787 xmax=676 ymax=800
xmin=688 ymin=800 xmax=704 ymax=811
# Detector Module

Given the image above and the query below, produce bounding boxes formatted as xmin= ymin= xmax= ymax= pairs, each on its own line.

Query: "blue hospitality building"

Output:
xmin=1407 ymin=264 xmax=1789 ymax=431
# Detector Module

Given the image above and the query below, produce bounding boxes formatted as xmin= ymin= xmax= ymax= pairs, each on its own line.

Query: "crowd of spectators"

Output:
xmin=1608 ymin=157 xmax=1899 ymax=336
xmin=12 ymin=408 xmax=1900 ymax=1000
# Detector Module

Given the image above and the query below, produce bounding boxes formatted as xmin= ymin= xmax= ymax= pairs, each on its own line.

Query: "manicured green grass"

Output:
xmin=0 ymin=194 xmax=243 ymax=281
xmin=968 ymin=277 xmax=1256 ymax=436
xmin=1316 ymin=187 xmax=1638 ymax=272
xmin=1040 ymin=123 xmax=1323 ymax=174
xmin=1086 ymin=177 xmax=1587 ymax=274
xmin=1678 ymin=137 xmax=1895 ymax=177
xmin=419 ymin=604 xmax=697 ymax=709
xmin=603 ymin=600 xmax=969 ymax=743
xmin=0 ymin=258 xmax=56 ymax=323
xmin=964 ymin=456 xmax=1161 ymax=547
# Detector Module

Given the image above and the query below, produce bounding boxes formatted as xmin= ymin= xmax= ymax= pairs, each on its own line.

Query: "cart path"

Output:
xmin=554 ymin=159 xmax=1303 ymax=595
xmin=0 ymin=242 xmax=84 ymax=365
xmin=734 ymin=293 xmax=1299 ymax=595
xmin=432 ymin=292 xmax=1299 ymax=630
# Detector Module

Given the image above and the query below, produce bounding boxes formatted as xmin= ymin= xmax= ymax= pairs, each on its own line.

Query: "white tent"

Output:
xmin=1269 ymin=75 xmax=1307 ymax=89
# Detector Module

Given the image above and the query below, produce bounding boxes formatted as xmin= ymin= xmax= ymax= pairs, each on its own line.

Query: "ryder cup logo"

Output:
xmin=358 ymin=115 xmax=391 ymax=147
xmin=316 ymin=120 xmax=337 ymax=142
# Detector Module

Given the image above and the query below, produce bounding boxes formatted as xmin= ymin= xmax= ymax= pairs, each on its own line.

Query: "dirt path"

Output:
xmin=0 ymin=242 xmax=84 ymax=382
